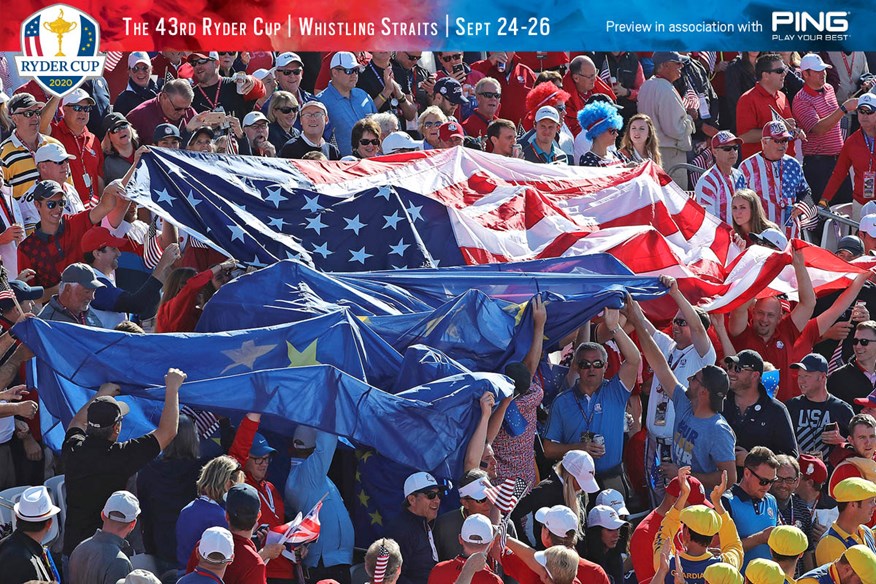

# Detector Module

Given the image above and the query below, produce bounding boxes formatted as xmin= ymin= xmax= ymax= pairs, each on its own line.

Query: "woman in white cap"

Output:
xmin=584 ymin=504 xmax=631 ymax=584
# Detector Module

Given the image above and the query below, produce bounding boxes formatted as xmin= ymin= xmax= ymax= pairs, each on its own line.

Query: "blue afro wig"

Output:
xmin=577 ymin=101 xmax=624 ymax=142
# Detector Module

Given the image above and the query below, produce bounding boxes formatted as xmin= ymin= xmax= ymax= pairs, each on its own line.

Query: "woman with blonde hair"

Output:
xmin=418 ymin=106 xmax=448 ymax=150
xmin=619 ymin=113 xmax=662 ymax=165
xmin=102 ymin=112 xmax=141 ymax=184
xmin=175 ymin=455 xmax=244 ymax=570
xmin=266 ymin=90 xmax=301 ymax=152
xmin=731 ymin=189 xmax=779 ymax=245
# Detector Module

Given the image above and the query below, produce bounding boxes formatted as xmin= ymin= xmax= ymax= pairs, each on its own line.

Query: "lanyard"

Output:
xmin=258 ymin=483 xmax=276 ymax=515
xmin=369 ymin=62 xmax=385 ymax=89
xmin=865 ymin=133 xmax=876 ymax=172
xmin=197 ymin=82 xmax=223 ymax=111
xmin=193 ymin=567 xmax=225 ymax=584
xmin=841 ymin=52 xmax=855 ymax=79
xmin=574 ymin=389 xmax=602 ymax=434
xmin=43 ymin=546 xmax=61 ymax=582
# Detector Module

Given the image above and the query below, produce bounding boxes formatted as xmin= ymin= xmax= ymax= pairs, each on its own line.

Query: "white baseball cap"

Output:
xmin=14 ymin=486 xmax=61 ymax=522
xmin=243 ymin=111 xmax=269 ymax=127
xmin=595 ymin=488 xmax=630 ymax=516
xmin=561 ymin=450 xmax=599 ymax=493
xmin=330 ymin=51 xmax=360 ymax=70
xmin=862 ymin=201 xmax=876 ymax=218
xmin=103 ymin=490 xmax=141 ymax=522
xmin=535 ymin=505 xmax=579 ymax=538
xmin=587 ymin=504 xmax=627 ymax=530
xmin=459 ymin=477 xmax=491 ymax=500
xmin=860 ymin=214 xmax=876 ymax=238
xmin=799 ymin=54 xmax=832 ymax=72
xmin=535 ymin=106 xmax=560 ymax=124
xmin=62 ymin=87 xmax=95 ymax=106
xmin=460 ymin=514 xmax=494 ymax=543
xmin=750 ymin=227 xmax=789 ymax=251
xmin=252 ymin=68 xmax=273 ymax=81
xmin=382 ymin=131 xmax=423 ymax=154
xmin=35 ymin=142 xmax=75 ymax=164
xmin=119 ymin=569 xmax=162 ymax=584
xmin=275 ymin=52 xmax=303 ymax=68
xmin=199 ymin=526 xmax=235 ymax=562
xmin=403 ymin=471 xmax=439 ymax=497
xmin=128 ymin=52 xmax=151 ymax=69
xmin=859 ymin=93 xmax=876 ymax=113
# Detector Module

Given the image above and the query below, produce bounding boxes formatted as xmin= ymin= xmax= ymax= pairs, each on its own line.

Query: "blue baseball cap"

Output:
xmin=250 ymin=432 xmax=276 ymax=457
xmin=434 ymin=77 xmax=469 ymax=105
xmin=790 ymin=353 xmax=829 ymax=373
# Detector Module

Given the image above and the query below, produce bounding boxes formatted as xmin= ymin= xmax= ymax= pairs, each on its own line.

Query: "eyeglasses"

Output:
xmin=42 ymin=199 xmax=65 ymax=210
xmin=301 ymin=111 xmax=326 ymax=119
xmin=746 ymin=466 xmax=778 ymax=486
xmin=164 ymin=96 xmax=191 ymax=112
xmin=859 ymin=109 xmax=876 ymax=116
xmin=767 ymin=67 xmax=788 ymax=75
xmin=249 ymin=455 xmax=271 ymax=465
xmin=441 ymin=54 xmax=463 ymax=63
xmin=672 ymin=318 xmax=689 ymax=327
xmin=769 ymin=138 xmax=790 ymax=145
xmin=13 ymin=109 xmax=42 ymax=118
xmin=608 ymin=129 xmax=619 ymax=136
xmin=275 ymin=106 xmax=299 ymax=114
xmin=555 ymin=104 xmax=567 ymax=112
xmin=478 ymin=91 xmax=502 ymax=99
xmin=359 ymin=139 xmax=380 ymax=146
xmin=334 ymin=67 xmax=359 ymax=75
xmin=853 ymin=338 xmax=875 ymax=346
xmin=276 ymin=68 xmax=302 ymax=76
xmin=576 ymin=73 xmax=597 ymax=80
xmin=191 ymin=58 xmax=212 ymax=66
xmin=66 ymin=105 xmax=94 ymax=113
xmin=130 ymin=64 xmax=150 ymax=73
xmin=45 ymin=160 xmax=68 ymax=166
xmin=218 ymin=52 xmax=236 ymax=57
xmin=717 ymin=146 xmax=739 ymax=152
xmin=110 ymin=123 xmax=130 ymax=134
xmin=577 ymin=359 xmax=605 ymax=370
xmin=774 ymin=475 xmax=799 ymax=484
xmin=404 ymin=53 xmax=422 ymax=61
xmin=420 ymin=490 xmax=441 ymax=500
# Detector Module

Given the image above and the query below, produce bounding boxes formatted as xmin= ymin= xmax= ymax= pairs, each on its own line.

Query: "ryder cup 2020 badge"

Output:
xmin=15 ymin=4 xmax=105 ymax=99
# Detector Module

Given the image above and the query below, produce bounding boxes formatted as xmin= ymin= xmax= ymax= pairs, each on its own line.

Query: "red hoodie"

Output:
xmin=561 ymin=72 xmax=616 ymax=136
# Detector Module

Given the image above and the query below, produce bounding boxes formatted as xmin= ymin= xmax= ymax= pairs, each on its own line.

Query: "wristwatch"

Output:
xmin=840 ymin=104 xmax=849 ymax=114
xmin=390 ymin=97 xmax=400 ymax=107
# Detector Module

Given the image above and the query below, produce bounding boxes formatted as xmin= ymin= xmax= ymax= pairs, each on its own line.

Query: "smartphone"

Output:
xmin=824 ymin=422 xmax=839 ymax=433
xmin=452 ymin=63 xmax=465 ymax=74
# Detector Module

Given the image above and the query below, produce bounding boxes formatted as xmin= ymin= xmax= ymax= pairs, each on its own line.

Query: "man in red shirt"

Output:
xmin=39 ymin=88 xmax=104 ymax=207
xmin=819 ymin=94 xmax=876 ymax=218
xmin=126 ymin=79 xmax=198 ymax=146
xmin=461 ymin=78 xmax=501 ymax=139
xmin=471 ymin=53 xmax=536 ymax=127
xmin=220 ymin=483 xmax=269 ymax=584
xmin=428 ymin=514 xmax=502 ymax=584
xmin=737 ymin=53 xmax=805 ymax=160
xmin=561 ymin=56 xmax=616 ymax=136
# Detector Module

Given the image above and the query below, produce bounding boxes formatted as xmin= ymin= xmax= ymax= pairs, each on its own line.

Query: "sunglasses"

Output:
xmin=45 ymin=160 xmax=68 ymax=166
xmin=166 ymin=98 xmax=190 ymax=112
xmin=672 ymin=318 xmax=688 ymax=327
xmin=404 ymin=54 xmax=422 ymax=61
xmin=130 ymin=64 xmax=150 ymax=73
xmin=608 ymin=129 xmax=619 ymax=136
xmin=359 ymin=138 xmax=380 ymax=146
xmin=334 ymin=67 xmax=359 ymax=75
xmin=464 ymin=496 xmax=488 ymax=504
xmin=478 ymin=91 xmax=502 ymax=99
xmin=577 ymin=359 xmax=605 ymax=370
xmin=66 ymin=105 xmax=94 ymax=113
xmin=769 ymin=138 xmax=790 ymax=145
xmin=860 ymin=108 xmax=876 ymax=116
xmin=421 ymin=490 xmax=441 ymax=500
xmin=717 ymin=146 xmax=739 ymax=152
xmin=13 ymin=109 xmax=42 ymax=118
xmin=42 ymin=199 xmax=65 ymax=210
xmin=275 ymin=106 xmax=299 ymax=114
xmin=441 ymin=54 xmax=463 ymax=63
xmin=728 ymin=364 xmax=757 ymax=373
xmin=747 ymin=466 xmax=777 ymax=486
xmin=422 ymin=120 xmax=442 ymax=128
xmin=853 ymin=338 xmax=875 ymax=346
xmin=767 ymin=67 xmax=788 ymax=75
xmin=554 ymin=104 xmax=567 ymax=112
xmin=276 ymin=68 xmax=303 ymax=76
xmin=110 ymin=123 xmax=130 ymax=134
xmin=218 ymin=51 xmax=236 ymax=56
xmin=191 ymin=58 xmax=212 ymax=65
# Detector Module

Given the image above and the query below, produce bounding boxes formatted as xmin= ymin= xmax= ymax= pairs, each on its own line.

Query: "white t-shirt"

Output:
xmin=646 ymin=329 xmax=716 ymax=441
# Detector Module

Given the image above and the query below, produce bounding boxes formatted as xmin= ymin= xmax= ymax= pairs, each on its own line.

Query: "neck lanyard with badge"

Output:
xmin=863 ymin=134 xmax=876 ymax=200
xmin=575 ymin=387 xmax=602 ymax=440
xmin=70 ymin=132 xmax=94 ymax=198
xmin=197 ymin=82 xmax=223 ymax=112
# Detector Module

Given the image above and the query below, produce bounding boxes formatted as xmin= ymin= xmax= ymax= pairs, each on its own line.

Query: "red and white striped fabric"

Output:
xmin=104 ymin=52 xmax=124 ymax=72
xmin=694 ymin=165 xmax=746 ymax=224
xmin=739 ymin=153 xmax=800 ymax=238
xmin=285 ymin=500 xmax=322 ymax=545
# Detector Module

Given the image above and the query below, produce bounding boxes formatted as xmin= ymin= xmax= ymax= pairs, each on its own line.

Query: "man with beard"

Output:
xmin=188 ymin=52 xmax=265 ymax=120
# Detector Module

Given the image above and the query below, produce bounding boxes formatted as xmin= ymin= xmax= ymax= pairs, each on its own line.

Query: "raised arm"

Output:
xmin=39 ymin=96 xmax=60 ymax=135
xmin=628 ymin=298 xmax=679 ymax=400
xmin=790 ymin=248 xmax=817 ymax=332
xmin=464 ymin=392 xmax=495 ymax=473
xmin=605 ymin=306 xmax=641 ymax=390
xmin=152 ymin=368 xmax=184 ymax=449
xmin=523 ymin=295 xmax=547 ymax=377
xmin=814 ymin=270 xmax=871 ymax=336
xmin=709 ymin=313 xmax=737 ymax=358
xmin=663 ymin=275 xmax=711 ymax=357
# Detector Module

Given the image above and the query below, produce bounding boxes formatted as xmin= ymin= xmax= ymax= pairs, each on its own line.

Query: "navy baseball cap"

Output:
xmin=153 ymin=123 xmax=181 ymax=143
xmin=435 ymin=77 xmax=469 ymax=105
xmin=0 ymin=280 xmax=44 ymax=312
xmin=790 ymin=353 xmax=829 ymax=373
xmin=724 ymin=349 xmax=764 ymax=374
xmin=225 ymin=483 xmax=260 ymax=519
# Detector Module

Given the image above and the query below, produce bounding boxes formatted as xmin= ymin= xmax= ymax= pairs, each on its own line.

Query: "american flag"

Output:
xmin=681 ymin=76 xmax=700 ymax=111
xmin=794 ymin=200 xmax=819 ymax=231
xmin=180 ymin=405 xmax=220 ymax=438
xmin=372 ymin=545 xmax=390 ymax=584
xmin=105 ymin=51 xmax=124 ymax=72
xmin=484 ymin=477 xmax=526 ymax=513
xmin=599 ymin=56 xmax=612 ymax=84
xmin=700 ymin=52 xmax=717 ymax=75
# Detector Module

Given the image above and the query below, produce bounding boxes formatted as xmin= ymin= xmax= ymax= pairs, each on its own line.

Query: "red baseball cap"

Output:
xmin=762 ymin=120 xmax=793 ymax=140
xmin=81 ymin=227 xmax=128 ymax=253
xmin=438 ymin=121 xmax=464 ymax=142
xmin=798 ymin=454 xmax=828 ymax=484
xmin=665 ymin=475 xmax=712 ymax=507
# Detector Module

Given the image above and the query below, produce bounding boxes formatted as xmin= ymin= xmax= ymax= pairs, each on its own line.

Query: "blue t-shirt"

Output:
xmin=175 ymin=497 xmax=227 ymax=569
xmin=317 ymin=84 xmax=377 ymax=156
xmin=722 ymin=484 xmax=778 ymax=570
xmin=671 ymin=385 xmax=736 ymax=474
xmin=544 ymin=376 xmax=630 ymax=473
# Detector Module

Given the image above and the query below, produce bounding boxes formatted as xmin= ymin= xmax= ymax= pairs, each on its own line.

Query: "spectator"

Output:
xmin=814 ymin=478 xmax=876 ymax=564
xmin=391 ymin=51 xmax=432 ymax=114
xmin=126 ymin=79 xmax=197 ymax=146
xmin=675 ymin=53 xmax=721 ymax=161
xmin=828 ymin=415 xmax=876 ymax=507
xmin=176 ymin=454 xmax=245 ymax=570
xmin=265 ymin=91 xmax=301 ymax=152
xmin=419 ymin=106 xmax=449 ymax=150
xmin=794 ymin=454 xmax=834 ymax=535
xmin=137 ymin=413 xmax=202 ymax=573
xmin=240 ymin=111 xmax=275 ymax=157
xmin=722 ymin=447 xmax=781 ymax=569
xmin=596 ymin=52 xmax=645 ymax=117
xmin=351 ymin=118 xmax=383 ymax=158
xmin=151 ymin=50 xmax=187 ymax=81
xmin=638 ymin=52 xmax=697 ymax=188
xmin=695 ymin=131 xmax=747 ymax=224
xmin=438 ymin=122 xmax=465 ymax=149
xmin=38 ymin=262 xmax=104 ymax=326
xmin=278 ymin=101 xmax=340 ymax=160
xmin=730 ymin=189 xmax=779 ymax=245
xmin=284 ymin=426 xmax=354 ymax=583
xmin=562 ymin=56 xmax=617 ymax=136
xmin=0 ymin=93 xmax=63 ymax=199
xmin=114 ymin=52 xmax=160 ymax=117
xmin=186 ymin=127 xmax=215 ymax=153
xmin=189 ymin=51 xmax=264 ymax=120
xmin=780 ymin=52 xmax=805 ymax=105
xmin=432 ymin=77 xmax=469 ymax=119
xmin=584 ymin=505 xmax=631 ymax=584
xmin=386 ymin=471 xmax=449 ymax=584
xmin=786 ymin=354 xmax=854 ymax=459
xmin=828 ymin=322 xmax=876 ymax=409
xmin=0 ymin=485 xmax=61 ymax=583
xmin=653 ymin=467 xmax=742 ymax=583
xmin=434 ymin=51 xmax=484 ymax=114
xmin=822 ymin=52 xmax=873 ymax=103
xmin=767 ymin=525 xmax=809 ymax=581
xmin=177 ymin=526 xmax=235 ymax=584
xmin=521 ymin=106 xmax=568 ymax=164
xmin=155 ymin=258 xmax=237 ymax=333
xmin=461 ymin=78 xmax=502 ymax=139
xmin=427 ymin=514 xmax=502 ymax=584
xmin=471 ymin=53 xmax=536 ymax=127
xmin=819 ymin=94 xmax=876 ymax=220
xmin=542 ymin=306 xmax=641 ymax=494
xmin=798 ymin=545 xmax=876 ymax=584
xmin=736 ymin=53 xmax=802 ymax=160
xmin=68 ymin=490 xmax=140 ymax=584
xmin=520 ymin=83 xmax=573 ymax=157
xmin=269 ymin=52 xmax=333 ymax=142
xmin=768 ymin=456 xmax=814 ymax=575
xmin=365 ymin=538 xmax=404 ymax=584
xmin=61 ymin=369 xmax=184 ymax=563
xmin=154 ymin=123 xmax=183 ymax=149
xmin=744 ymin=559 xmax=787 ymax=584
xmin=792 ymin=54 xmax=855 ymax=208
xmin=382 ymin=131 xmax=423 ymax=155
xmin=18 ymin=142 xmax=86 ymax=234
xmin=101 ymin=112 xmax=140 ymax=184
xmin=318 ymin=52 xmax=377 ymax=157
xmin=577 ymin=101 xmax=626 ymax=167
xmin=372 ymin=111 xmax=400 ymax=143
xmin=724 ymin=53 xmax=759 ymax=133
xmin=618 ymin=113 xmax=661 ymax=164
xmin=485 ymin=119 xmax=519 ymax=157
xmin=358 ymin=51 xmax=416 ymax=124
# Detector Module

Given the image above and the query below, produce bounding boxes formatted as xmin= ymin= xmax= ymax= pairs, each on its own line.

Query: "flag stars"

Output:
xmin=185 ymin=191 xmax=201 ymax=208
xmin=350 ymin=246 xmax=373 ymax=264
xmin=264 ymin=186 xmax=288 ymax=208
xmin=305 ymin=215 xmax=328 ymax=235
xmin=389 ymin=239 xmax=409 ymax=256
xmin=376 ymin=186 xmax=392 ymax=200
xmin=312 ymin=242 xmax=332 ymax=259
xmin=155 ymin=188 xmax=175 ymax=205
xmin=302 ymin=194 xmax=323 ymax=214
xmin=406 ymin=202 xmax=424 ymax=222
xmin=228 ymin=224 xmax=246 ymax=242
xmin=344 ymin=215 xmax=366 ymax=236
xmin=267 ymin=217 xmax=286 ymax=229
xmin=383 ymin=211 xmax=403 ymax=230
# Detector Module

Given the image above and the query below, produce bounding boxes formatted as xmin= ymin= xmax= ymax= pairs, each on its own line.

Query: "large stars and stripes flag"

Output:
xmin=599 ymin=56 xmax=612 ymax=84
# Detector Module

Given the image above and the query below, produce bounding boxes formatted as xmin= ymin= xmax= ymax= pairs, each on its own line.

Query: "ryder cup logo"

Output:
xmin=15 ymin=4 xmax=105 ymax=99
